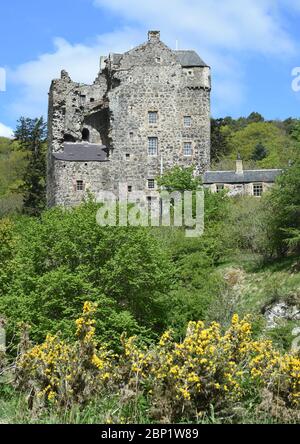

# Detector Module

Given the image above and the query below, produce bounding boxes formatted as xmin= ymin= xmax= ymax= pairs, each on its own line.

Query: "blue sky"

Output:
xmin=1 ymin=0 xmax=300 ymax=137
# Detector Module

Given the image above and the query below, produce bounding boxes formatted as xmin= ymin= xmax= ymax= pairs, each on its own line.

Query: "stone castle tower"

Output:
xmin=47 ymin=31 xmax=211 ymax=206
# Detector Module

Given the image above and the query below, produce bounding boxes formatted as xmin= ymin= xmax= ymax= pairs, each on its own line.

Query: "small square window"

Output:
xmin=183 ymin=142 xmax=193 ymax=156
xmin=90 ymin=98 xmax=95 ymax=103
xmin=125 ymin=153 xmax=131 ymax=160
xmin=148 ymin=111 xmax=158 ymax=124
xmin=148 ymin=137 xmax=158 ymax=156
xmin=128 ymin=185 xmax=133 ymax=193
xmin=184 ymin=116 xmax=192 ymax=127
xmin=76 ymin=180 xmax=84 ymax=191
xmin=253 ymin=183 xmax=263 ymax=197
xmin=148 ymin=179 xmax=155 ymax=190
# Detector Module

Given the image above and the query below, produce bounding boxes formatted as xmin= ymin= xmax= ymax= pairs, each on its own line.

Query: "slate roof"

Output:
xmin=109 ymin=50 xmax=208 ymax=68
xmin=203 ymin=169 xmax=282 ymax=184
xmin=53 ymin=143 xmax=109 ymax=162
xmin=174 ymin=50 xmax=208 ymax=67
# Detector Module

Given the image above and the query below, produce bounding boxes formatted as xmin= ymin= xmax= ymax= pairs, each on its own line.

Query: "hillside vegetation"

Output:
xmin=0 ymin=114 xmax=299 ymax=424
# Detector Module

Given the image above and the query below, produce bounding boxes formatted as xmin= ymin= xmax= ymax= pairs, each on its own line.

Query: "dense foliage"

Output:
xmin=211 ymin=113 xmax=299 ymax=168
xmin=264 ymin=159 xmax=300 ymax=256
xmin=14 ymin=117 xmax=47 ymax=215
xmin=0 ymin=113 xmax=299 ymax=424
xmin=9 ymin=303 xmax=300 ymax=424
xmin=0 ymin=138 xmax=26 ymax=216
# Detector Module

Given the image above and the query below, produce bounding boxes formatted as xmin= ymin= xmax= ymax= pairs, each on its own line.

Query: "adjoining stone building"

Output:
xmin=203 ymin=156 xmax=282 ymax=197
xmin=47 ymin=31 xmax=211 ymax=207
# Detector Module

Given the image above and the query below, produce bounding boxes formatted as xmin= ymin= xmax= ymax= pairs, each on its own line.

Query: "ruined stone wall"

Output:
xmin=47 ymin=71 xmax=109 ymax=206
xmin=47 ymin=31 xmax=211 ymax=207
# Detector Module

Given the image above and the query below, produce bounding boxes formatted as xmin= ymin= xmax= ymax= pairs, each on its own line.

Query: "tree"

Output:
xmin=0 ymin=202 xmax=174 ymax=347
xmin=0 ymin=137 xmax=27 ymax=215
xmin=265 ymin=160 xmax=300 ymax=257
xmin=246 ymin=112 xmax=264 ymax=124
xmin=157 ymin=166 xmax=201 ymax=192
xmin=225 ymin=122 xmax=294 ymax=168
xmin=14 ymin=117 xmax=47 ymax=215
xmin=251 ymin=143 xmax=268 ymax=161
xmin=211 ymin=118 xmax=230 ymax=161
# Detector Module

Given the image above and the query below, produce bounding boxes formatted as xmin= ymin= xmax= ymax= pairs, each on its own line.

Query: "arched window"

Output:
xmin=82 ymin=128 xmax=90 ymax=142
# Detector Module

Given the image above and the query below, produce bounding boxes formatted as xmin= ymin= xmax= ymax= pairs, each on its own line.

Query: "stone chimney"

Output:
xmin=236 ymin=153 xmax=243 ymax=174
xmin=99 ymin=56 xmax=107 ymax=71
xmin=148 ymin=30 xmax=160 ymax=43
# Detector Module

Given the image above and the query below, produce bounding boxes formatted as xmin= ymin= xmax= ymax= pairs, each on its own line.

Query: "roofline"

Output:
xmin=205 ymin=168 xmax=283 ymax=174
xmin=52 ymin=157 xmax=109 ymax=163
xmin=203 ymin=180 xmax=279 ymax=184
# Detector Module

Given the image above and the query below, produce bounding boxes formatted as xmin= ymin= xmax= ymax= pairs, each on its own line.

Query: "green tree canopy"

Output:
xmin=14 ymin=117 xmax=47 ymax=215
xmin=264 ymin=159 xmax=300 ymax=256
xmin=223 ymin=122 xmax=296 ymax=168
xmin=157 ymin=166 xmax=202 ymax=192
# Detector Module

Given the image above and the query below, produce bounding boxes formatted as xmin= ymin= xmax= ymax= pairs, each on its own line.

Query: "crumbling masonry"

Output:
xmin=47 ymin=31 xmax=211 ymax=206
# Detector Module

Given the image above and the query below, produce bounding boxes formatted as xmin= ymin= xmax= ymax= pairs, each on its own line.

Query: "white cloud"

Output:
xmin=93 ymin=0 xmax=295 ymax=55
xmin=0 ymin=122 xmax=14 ymax=138
xmin=91 ymin=0 xmax=297 ymax=115
xmin=7 ymin=0 xmax=299 ymax=119
xmin=8 ymin=28 xmax=143 ymax=118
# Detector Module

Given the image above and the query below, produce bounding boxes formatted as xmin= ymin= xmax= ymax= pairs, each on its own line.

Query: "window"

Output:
xmin=90 ymin=98 xmax=95 ymax=103
xmin=128 ymin=185 xmax=132 ymax=193
xmin=76 ymin=180 xmax=84 ymax=191
xmin=216 ymin=184 xmax=224 ymax=193
xmin=183 ymin=142 xmax=193 ymax=156
xmin=82 ymin=128 xmax=90 ymax=142
xmin=125 ymin=153 xmax=131 ymax=160
xmin=253 ymin=183 xmax=263 ymax=197
xmin=148 ymin=111 xmax=158 ymax=124
xmin=148 ymin=137 xmax=158 ymax=156
xmin=79 ymin=95 xmax=86 ymax=106
xmin=148 ymin=179 xmax=155 ymax=190
xmin=64 ymin=134 xmax=76 ymax=142
xmin=184 ymin=116 xmax=192 ymax=127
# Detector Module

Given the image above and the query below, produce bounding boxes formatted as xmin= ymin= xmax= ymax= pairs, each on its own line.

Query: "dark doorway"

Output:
xmin=82 ymin=128 xmax=90 ymax=142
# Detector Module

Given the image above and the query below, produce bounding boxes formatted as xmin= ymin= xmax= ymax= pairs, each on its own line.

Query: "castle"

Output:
xmin=47 ymin=31 xmax=211 ymax=206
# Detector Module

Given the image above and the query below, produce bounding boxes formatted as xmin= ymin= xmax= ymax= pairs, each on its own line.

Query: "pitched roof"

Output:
xmin=53 ymin=142 xmax=109 ymax=162
xmin=174 ymin=50 xmax=208 ymax=67
xmin=203 ymin=169 xmax=282 ymax=184
xmin=108 ymin=48 xmax=208 ymax=69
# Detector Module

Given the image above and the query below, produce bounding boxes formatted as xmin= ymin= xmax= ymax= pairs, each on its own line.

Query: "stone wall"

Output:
xmin=47 ymin=31 xmax=211 ymax=207
xmin=206 ymin=182 xmax=274 ymax=197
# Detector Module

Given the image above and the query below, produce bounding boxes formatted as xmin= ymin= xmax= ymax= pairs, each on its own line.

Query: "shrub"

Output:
xmin=14 ymin=303 xmax=300 ymax=423
xmin=0 ymin=203 xmax=174 ymax=348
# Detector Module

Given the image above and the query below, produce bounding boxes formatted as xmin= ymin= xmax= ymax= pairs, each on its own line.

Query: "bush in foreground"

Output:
xmin=11 ymin=302 xmax=300 ymax=423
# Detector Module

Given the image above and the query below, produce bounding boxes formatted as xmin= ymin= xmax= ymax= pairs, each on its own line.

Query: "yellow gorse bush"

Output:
xmin=121 ymin=314 xmax=300 ymax=418
xmin=15 ymin=303 xmax=300 ymax=419
xmin=16 ymin=301 xmax=115 ymax=407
